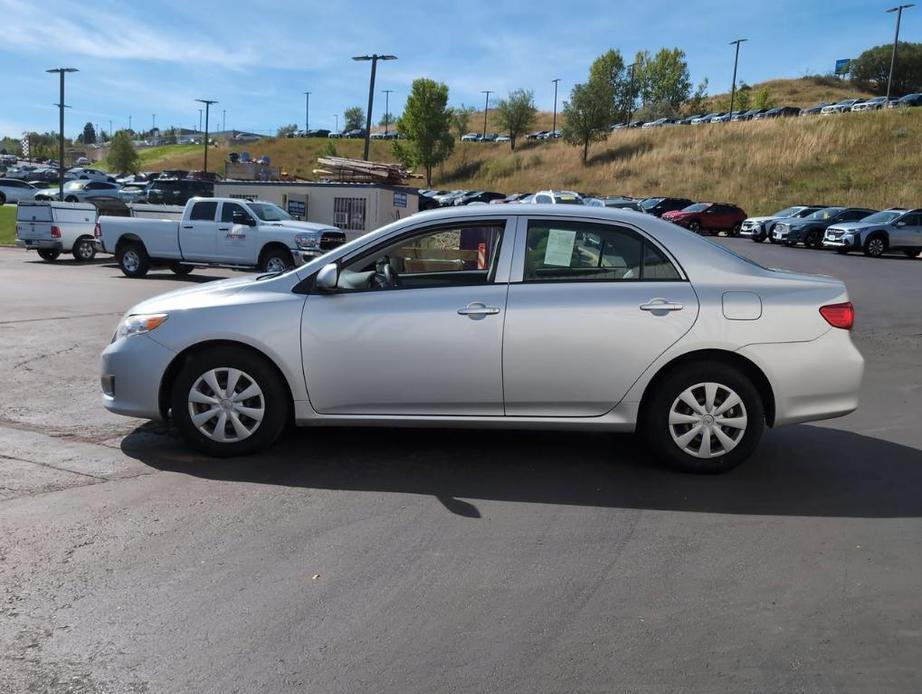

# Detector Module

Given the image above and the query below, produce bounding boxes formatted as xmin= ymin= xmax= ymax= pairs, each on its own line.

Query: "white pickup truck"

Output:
xmin=97 ymin=197 xmax=346 ymax=278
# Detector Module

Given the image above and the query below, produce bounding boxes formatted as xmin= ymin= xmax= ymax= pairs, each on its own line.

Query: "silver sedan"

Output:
xmin=100 ymin=206 xmax=864 ymax=473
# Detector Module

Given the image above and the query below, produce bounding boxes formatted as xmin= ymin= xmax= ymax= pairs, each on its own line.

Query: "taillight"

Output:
xmin=94 ymin=222 xmax=101 ymax=238
xmin=50 ymin=225 xmax=62 ymax=238
xmin=820 ymin=302 xmax=854 ymax=330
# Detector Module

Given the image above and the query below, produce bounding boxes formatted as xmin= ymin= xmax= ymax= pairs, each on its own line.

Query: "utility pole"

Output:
xmin=887 ymin=4 xmax=914 ymax=99
xmin=222 ymin=109 xmax=226 ymax=134
xmin=152 ymin=113 xmax=156 ymax=133
xmin=334 ymin=114 xmax=339 ymax=131
xmin=481 ymin=90 xmax=492 ymax=139
xmin=108 ymin=119 xmax=112 ymax=141
xmin=728 ymin=39 xmax=748 ymax=120
xmin=197 ymin=109 xmax=203 ymax=133
xmin=626 ymin=63 xmax=636 ymax=125
xmin=128 ymin=114 xmax=132 ymax=132
xmin=303 ymin=91 xmax=311 ymax=132
xmin=551 ymin=78 xmax=561 ymax=134
xmin=46 ymin=67 xmax=77 ymax=201
xmin=382 ymin=89 xmax=393 ymax=136
xmin=195 ymin=99 xmax=217 ymax=173
xmin=352 ymin=54 xmax=397 ymax=160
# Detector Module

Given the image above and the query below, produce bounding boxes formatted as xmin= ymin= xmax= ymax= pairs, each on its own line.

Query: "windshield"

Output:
xmin=807 ymin=207 xmax=844 ymax=220
xmin=859 ymin=210 xmax=903 ymax=224
xmin=772 ymin=206 xmax=802 ymax=218
xmin=641 ymin=197 xmax=664 ymax=209
xmin=248 ymin=202 xmax=292 ymax=221
xmin=554 ymin=194 xmax=583 ymax=204
xmin=682 ymin=203 xmax=709 ymax=213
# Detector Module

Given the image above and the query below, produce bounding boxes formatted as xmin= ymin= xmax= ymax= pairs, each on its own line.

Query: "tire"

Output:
xmin=72 ymin=236 xmax=97 ymax=262
xmin=903 ymin=249 xmax=921 ymax=258
xmin=64 ymin=195 xmax=79 ymax=203
xmin=37 ymin=248 xmax=60 ymax=261
xmin=117 ymin=242 xmax=150 ymax=278
xmin=688 ymin=221 xmax=701 ymax=234
xmin=0 ymin=192 xmax=6 ymax=205
xmin=170 ymin=262 xmax=194 ymax=275
xmin=805 ymin=231 xmax=822 ymax=249
xmin=752 ymin=229 xmax=765 ymax=243
xmin=729 ymin=222 xmax=742 ymax=237
xmin=767 ymin=225 xmax=778 ymax=243
xmin=170 ymin=346 xmax=289 ymax=457
xmin=641 ymin=362 xmax=765 ymax=474
xmin=259 ymin=246 xmax=294 ymax=273
xmin=863 ymin=234 xmax=887 ymax=258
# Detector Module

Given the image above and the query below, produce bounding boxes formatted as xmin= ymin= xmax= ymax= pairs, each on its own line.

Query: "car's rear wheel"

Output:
xmin=170 ymin=262 xmax=194 ymax=275
xmin=171 ymin=346 xmax=289 ymax=457
xmin=37 ymin=248 xmax=60 ymax=261
xmin=729 ymin=222 xmax=742 ymax=237
xmin=641 ymin=362 xmax=764 ymax=474
xmin=72 ymin=236 xmax=96 ymax=262
xmin=903 ymin=249 xmax=921 ymax=258
xmin=864 ymin=234 xmax=887 ymax=258
xmin=117 ymin=242 xmax=150 ymax=278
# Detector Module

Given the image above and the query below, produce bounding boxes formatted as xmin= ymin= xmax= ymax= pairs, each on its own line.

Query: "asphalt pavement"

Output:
xmin=1 ymin=242 xmax=920 ymax=693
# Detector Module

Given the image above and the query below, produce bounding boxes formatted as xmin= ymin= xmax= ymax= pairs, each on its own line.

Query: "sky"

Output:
xmin=0 ymin=0 xmax=915 ymax=139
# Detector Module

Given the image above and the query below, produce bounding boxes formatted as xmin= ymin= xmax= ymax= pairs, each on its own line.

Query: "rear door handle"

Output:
xmin=640 ymin=299 xmax=684 ymax=312
xmin=457 ymin=302 xmax=501 ymax=320
xmin=182 ymin=225 xmax=194 ymax=229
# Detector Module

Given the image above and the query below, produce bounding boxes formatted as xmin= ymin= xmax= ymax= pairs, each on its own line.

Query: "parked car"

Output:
xmin=711 ymin=112 xmax=742 ymax=123
xmin=0 ymin=178 xmax=38 ymax=205
xmin=145 ymin=178 xmax=214 ymax=205
xmin=156 ymin=169 xmax=189 ymax=180
xmin=690 ymin=113 xmax=723 ymax=125
xmin=662 ymin=202 xmax=747 ymax=236
xmin=740 ymin=206 xmax=826 ymax=242
xmin=118 ymin=184 xmax=149 ymax=203
xmin=678 ymin=114 xmax=704 ymax=125
xmin=851 ymin=96 xmax=889 ymax=112
xmin=491 ymin=193 xmax=532 ymax=204
xmin=600 ymin=196 xmax=644 ymax=211
xmin=454 ymin=191 xmax=507 ymax=205
xmin=731 ymin=108 xmax=767 ymax=121
xmin=540 ymin=130 xmax=561 ymax=139
xmin=753 ymin=106 xmax=801 ymax=120
xmin=821 ymin=99 xmax=862 ymax=115
xmin=344 ymin=129 xmax=366 ymax=139
xmin=642 ymin=118 xmax=678 ymax=128
xmin=99 ymin=205 xmax=864 ymax=473
xmin=525 ymin=131 xmax=549 ymax=140
xmin=34 ymin=180 xmax=120 ymax=202
xmin=530 ymin=190 xmax=583 ymax=204
xmin=460 ymin=132 xmax=481 ymax=142
xmin=97 ymin=198 xmax=346 ymax=277
xmin=802 ymin=102 xmax=832 ymax=116
xmin=327 ymin=131 xmax=343 ymax=139
xmin=888 ymin=93 xmax=922 ymax=108
xmin=823 ymin=208 xmax=922 ymax=257
xmin=15 ymin=201 xmax=100 ymax=261
xmin=772 ymin=207 xmax=878 ymax=248
xmin=640 ymin=197 xmax=694 ymax=217
xmin=65 ymin=167 xmax=114 ymax=182
xmin=481 ymin=133 xmax=499 ymax=142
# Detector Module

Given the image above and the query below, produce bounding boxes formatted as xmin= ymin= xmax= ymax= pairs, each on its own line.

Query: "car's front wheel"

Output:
xmin=688 ymin=221 xmax=701 ymax=233
xmin=729 ymin=222 xmax=742 ymax=237
xmin=642 ymin=362 xmax=764 ymax=474
xmin=864 ymin=234 xmax=887 ymax=258
xmin=171 ymin=346 xmax=289 ymax=457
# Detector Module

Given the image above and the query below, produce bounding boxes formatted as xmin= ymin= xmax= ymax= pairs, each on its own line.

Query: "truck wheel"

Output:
xmin=170 ymin=346 xmax=290 ymax=457
xmin=170 ymin=262 xmax=194 ymax=275
xmin=37 ymin=249 xmax=60 ymax=261
xmin=260 ymin=247 xmax=293 ymax=273
xmin=118 ymin=242 xmax=150 ymax=278
xmin=72 ymin=237 xmax=97 ymax=262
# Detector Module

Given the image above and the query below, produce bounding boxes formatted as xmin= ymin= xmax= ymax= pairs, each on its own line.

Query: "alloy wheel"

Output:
xmin=122 ymin=250 xmax=140 ymax=273
xmin=867 ymin=238 xmax=885 ymax=257
xmin=187 ymin=367 xmax=265 ymax=443
xmin=668 ymin=382 xmax=748 ymax=459
xmin=265 ymin=256 xmax=288 ymax=273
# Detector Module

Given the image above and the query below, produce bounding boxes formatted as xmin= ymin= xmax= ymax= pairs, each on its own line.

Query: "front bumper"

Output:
xmin=16 ymin=239 xmax=62 ymax=251
xmin=739 ymin=223 xmax=762 ymax=237
xmin=100 ymin=333 xmax=177 ymax=420
xmin=293 ymin=249 xmax=325 ymax=266
xmin=822 ymin=233 xmax=858 ymax=249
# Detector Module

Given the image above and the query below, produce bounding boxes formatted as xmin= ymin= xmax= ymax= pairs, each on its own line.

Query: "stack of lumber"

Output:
xmin=314 ymin=156 xmax=417 ymax=183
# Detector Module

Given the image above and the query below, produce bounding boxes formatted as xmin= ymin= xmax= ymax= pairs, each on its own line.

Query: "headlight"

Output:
xmin=115 ymin=313 xmax=168 ymax=341
xmin=295 ymin=233 xmax=321 ymax=250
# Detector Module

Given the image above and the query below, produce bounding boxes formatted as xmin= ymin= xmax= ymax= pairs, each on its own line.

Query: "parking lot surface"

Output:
xmin=1 ymin=244 xmax=921 ymax=693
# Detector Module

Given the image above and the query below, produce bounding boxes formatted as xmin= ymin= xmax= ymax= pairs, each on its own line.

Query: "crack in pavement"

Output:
xmin=0 ymin=453 xmax=110 ymax=482
xmin=0 ymin=311 xmax=122 ymax=326
xmin=13 ymin=343 xmax=81 ymax=370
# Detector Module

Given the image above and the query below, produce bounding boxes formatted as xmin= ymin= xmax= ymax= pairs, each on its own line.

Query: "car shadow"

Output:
xmin=25 ymin=257 xmax=111 ymax=266
xmin=121 ymin=423 xmax=922 ymax=519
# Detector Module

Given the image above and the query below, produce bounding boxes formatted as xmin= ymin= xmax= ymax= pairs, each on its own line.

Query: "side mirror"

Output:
xmin=895 ymin=221 xmax=907 ymax=227
xmin=315 ymin=263 xmax=338 ymax=291
xmin=232 ymin=210 xmax=255 ymax=226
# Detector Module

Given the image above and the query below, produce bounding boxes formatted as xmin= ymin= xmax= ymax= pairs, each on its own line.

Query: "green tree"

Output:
xmin=561 ymin=82 xmax=613 ymax=164
xmin=107 ymin=130 xmax=140 ymax=173
xmin=449 ymin=104 xmax=475 ymax=140
xmin=753 ymin=87 xmax=775 ymax=110
xmin=344 ymin=106 xmax=365 ymax=131
xmin=82 ymin=122 xmax=96 ymax=145
xmin=851 ymin=42 xmax=922 ymax=95
xmin=589 ymin=49 xmax=632 ymax=122
xmin=393 ymin=78 xmax=454 ymax=185
xmin=643 ymin=48 xmax=692 ymax=117
xmin=494 ymin=89 xmax=537 ymax=149
xmin=684 ymin=78 xmax=709 ymax=115
xmin=276 ymin=123 xmax=298 ymax=138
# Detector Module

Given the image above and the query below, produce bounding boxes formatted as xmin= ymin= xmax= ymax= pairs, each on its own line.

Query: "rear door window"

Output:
xmin=190 ymin=201 xmax=218 ymax=221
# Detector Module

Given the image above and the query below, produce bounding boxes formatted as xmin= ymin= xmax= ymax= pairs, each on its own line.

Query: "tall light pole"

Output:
xmin=382 ymin=89 xmax=393 ymax=136
xmin=352 ymin=54 xmax=397 ymax=159
xmin=197 ymin=109 xmax=203 ymax=133
xmin=625 ymin=63 xmax=636 ymax=125
xmin=481 ymin=90 xmax=492 ymax=139
xmin=195 ymin=99 xmax=217 ymax=173
xmin=334 ymin=113 xmax=339 ymax=131
xmin=108 ymin=119 xmax=112 ymax=141
xmin=728 ymin=39 xmax=748 ymax=120
xmin=222 ymin=109 xmax=226 ymax=133
xmin=887 ymin=5 xmax=914 ymax=99
xmin=128 ymin=114 xmax=132 ymax=132
xmin=303 ymin=91 xmax=311 ymax=132
xmin=46 ymin=67 xmax=77 ymax=201
xmin=551 ymin=79 xmax=561 ymax=134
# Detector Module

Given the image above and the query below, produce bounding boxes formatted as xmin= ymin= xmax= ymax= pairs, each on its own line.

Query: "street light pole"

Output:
xmin=887 ymin=4 xmax=914 ymax=99
xmin=382 ymin=89 xmax=393 ymax=136
xmin=304 ymin=91 xmax=311 ymax=132
xmin=728 ymin=39 xmax=748 ymax=121
xmin=128 ymin=114 xmax=132 ymax=132
xmin=195 ymin=99 xmax=217 ymax=173
xmin=46 ymin=67 xmax=77 ymax=201
xmin=626 ymin=63 xmax=636 ymax=125
xmin=352 ymin=54 xmax=397 ymax=160
xmin=334 ymin=114 xmax=339 ymax=131
xmin=481 ymin=90 xmax=492 ymax=139
xmin=222 ymin=109 xmax=226 ymax=134
xmin=551 ymin=78 xmax=560 ymax=134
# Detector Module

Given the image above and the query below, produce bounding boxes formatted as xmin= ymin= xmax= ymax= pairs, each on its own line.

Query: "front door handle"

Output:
xmin=640 ymin=299 xmax=684 ymax=312
xmin=182 ymin=225 xmax=194 ymax=229
xmin=218 ymin=226 xmax=230 ymax=231
xmin=457 ymin=302 xmax=501 ymax=320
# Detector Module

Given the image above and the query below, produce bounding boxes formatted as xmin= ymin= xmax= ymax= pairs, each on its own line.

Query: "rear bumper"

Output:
xmin=737 ymin=328 xmax=864 ymax=427
xmin=16 ymin=239 xmax=62 ymax=250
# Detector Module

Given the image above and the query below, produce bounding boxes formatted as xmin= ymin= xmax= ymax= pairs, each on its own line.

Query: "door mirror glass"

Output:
xmin=315 ymin=263 xmax=339 ymax=291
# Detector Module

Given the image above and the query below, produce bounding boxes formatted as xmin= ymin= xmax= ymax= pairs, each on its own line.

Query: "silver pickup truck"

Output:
xmin=97 ymin=197 xmax=346 ymax=277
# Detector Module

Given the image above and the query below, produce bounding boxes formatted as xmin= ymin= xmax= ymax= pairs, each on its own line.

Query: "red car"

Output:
xmin=662 ymin=202 xmax=748 ymax=236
